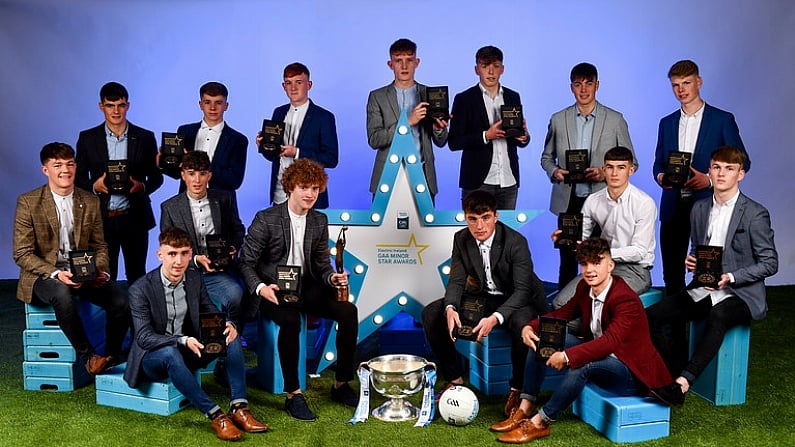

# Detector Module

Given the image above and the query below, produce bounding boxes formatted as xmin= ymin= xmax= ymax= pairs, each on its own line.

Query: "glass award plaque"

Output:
xmin=536 ymin=316 xmax=567 ymax=359
xmin=564 ymin=149 xmax=589 ymax=184
xmin=105 ymin=159 xmax=131 ymax=193
xmin=205 ymin=234 xmax=230 ymax=270
xmin=200 ymin=312 xmax=227 ymax=356
xmin=500 ymin=105 xmax=524 ymax=138
xmin=663 ymin=151 xmax=692 ymax=188
xmin=335 ymin=226 xmax=349 ymax=302
xmin=425 ymin=86 xmax=449 ymax=121
xmin=555 ymin=213 xmax=583 ymax=249
xmin=159 ymin=132 xmax=184 ymax=174
xmin=455 ymin=294 xmax=486 ymax=341
xmin=259 ymin=119 xmax=285 ymax=153
xmin=694 ymin=245 xmax=723 ymax=288
xmin=68 ymin=250 xmax=97 ymax=282
xmin=276 ymin=265 xmax=302 ymax=304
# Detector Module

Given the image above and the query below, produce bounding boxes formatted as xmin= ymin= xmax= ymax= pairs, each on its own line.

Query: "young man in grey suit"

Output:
xmin=646 ymin=146 xmax=777 ymax=406
xmin=366 ymin=38 xmax=448 ymax=199
xmin=448 ymin=46 xmax=530 ymax=210
xmin=160 ymin=151 xmax=245 ymax=322
xmin=167 ymin=82 xmax=248 ymax=197
xmin=422 ymin=190 xmax=548 ymax=418
xmin=540 ymin=63 xmax=636 ymax=290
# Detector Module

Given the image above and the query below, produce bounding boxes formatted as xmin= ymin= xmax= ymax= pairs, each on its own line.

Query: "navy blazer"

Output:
xmin=160 ymin=189 xmax=245 ymax=261
xmin=689 ymin=193 xmax=777 ymax=320
xmin=443 ymin=222 xmax=548 ymax=322
xmin=448 ymin=85 xmax=529 ymax=190
xmin=75 ymin=122 xmax=163 ymax=230
xmin=124 ymin=268 xmax=221 ymax=388
xmin=175 ymin=121 xmax=248 ymax=194
xmin=263 ymin=100 xmax=338 ymax=209
xmin=238 ymin=202 xmax=334 ymax=316
xmin=653 ymin=103 xmax=749 ymax=222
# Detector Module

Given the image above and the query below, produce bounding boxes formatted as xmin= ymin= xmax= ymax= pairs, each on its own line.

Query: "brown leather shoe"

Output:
xmin=85 ymin=354 xmax=112 ymax=375
xmin=490 ymin=407 xmax=529 ymax=432
xmin=503 ymin=388 xmax=521 ymax=417
xmin=229 ymin=407 xmax=269 ymax=433
xmin=211 ymin=413 xmax=242 ymax=441
xmin=497 ymin=420 xmax=550 ymax=444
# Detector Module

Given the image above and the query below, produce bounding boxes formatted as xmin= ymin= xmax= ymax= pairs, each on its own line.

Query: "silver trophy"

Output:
xmin=359 ymin=354 xmax=436 ymax=422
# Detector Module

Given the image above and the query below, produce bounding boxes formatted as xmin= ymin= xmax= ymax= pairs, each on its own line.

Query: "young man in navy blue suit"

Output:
xmin=258 ymin=63 xmax=338 ymax=209
xmin=653 ymin=60 xmax=750 ymax=295
xmin=168 ymin=82 xmax=248 ymax=197
xmin=76 ymin=82 xmax=163 ymax=284
xmin=448 ymin=46 xmax=529 ymax=210
xmin=646 ymin=146 xmax=777 ymax=406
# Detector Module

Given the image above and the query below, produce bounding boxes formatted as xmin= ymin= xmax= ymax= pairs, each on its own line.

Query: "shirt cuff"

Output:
xmin=482 ymin=131 xmax=489 ymax=144
xmin=492 ymin=312 xmax=504 ymax=325
xmin=727 ymin=273 xmax=735 ymax=283
xmin=562 ymin=351 xmax=570 ymax=365
xmin=295 ymin=147 xmax=300 ymax=159
xmin=49 ymin=270 xmax=61 ymax=279
xmin=255 ymin=283 xmax=266 ymax=296
xmin=179 ymin=336 xmax=189 ymax=346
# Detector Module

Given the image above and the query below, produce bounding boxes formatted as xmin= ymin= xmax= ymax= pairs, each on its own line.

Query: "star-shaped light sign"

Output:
xmin=314 ymin=110 xmax=542 ymax=373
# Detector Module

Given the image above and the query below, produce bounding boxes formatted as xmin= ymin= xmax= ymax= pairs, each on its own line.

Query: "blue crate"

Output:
xmin=379 ymin=312 xmax=426 ymax=345
xmin=639 ymin=288 xmax=664 ymax=308
xmin=96 ymin=390 xmax=191 ymax=416
xmin=95 ymin=364 xmax=194 ymax=415
xmin=24 ymin=329 xmax=71 ymax=347
xmin=25 ymin=312 xmax=60 ymax=329
xmin=689 ymin=322 xmax=750 ymax=406
xmin=22 ymin=360 xmax=92 ymax=391
xmin=24 ymin=375 xmax=87 ymax=392
xmin=469 ymin=353 xmax=512 ymax=383
xmin=469 ymin=368 xmax=509 ymax=396
xmin=572 ymin=383 xmax=670 ymax=443
xmin=25 ymin=345 xmax=79 ymax=362
xmin=256 ymin=314 xmax=307 ymax=394
xmin=472 ymin=343 xmax=511 ymax=365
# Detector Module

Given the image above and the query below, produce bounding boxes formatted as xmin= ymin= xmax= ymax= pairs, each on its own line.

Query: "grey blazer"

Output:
xmin=689 ymin=193 xmax=778 ymax=320
xmin=366 ymin=82 xmax=448 ymax=195
xmin=540 ymin=101 xmax=635 ymax=215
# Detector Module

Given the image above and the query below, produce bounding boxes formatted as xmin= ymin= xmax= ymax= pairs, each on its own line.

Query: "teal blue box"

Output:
xmin=469 ymin=353 xmax=511 ymax=383
xmin=256 ymin=314 xmax=306 ymax=394
xmin=639 ymin=288 xmax=663 ymax=308
xmin=469 ymin=368 xmax=509 ymax=396
xmin=25 ymin=345 xmax=78 ymax=362
xmin=472 ymin=342 xmax=511 ymax=365
xmin=478 ymin=327 xmax=512 ymax=348
xmin=96 ymin=390 xmax=191 ymax=416
xmin=689 ymin=322 xmax=750 ymax=406
xmin=572 ymin=383 xmax=670 ymax=443
xmin=24 ymin=374 xmax=89 ymax=392
xmin=95 ymin=364 xmax=194 ymax=415
xmin=24 ymin=329 xmax=70 ymax=347
xmin=25 ymin=312 xmax=59 ymax=329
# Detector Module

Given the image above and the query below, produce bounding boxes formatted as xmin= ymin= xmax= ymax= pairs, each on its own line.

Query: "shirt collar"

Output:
xmin=104 ymin=124 xmax=128 ymax=140
xmin=478 ymin=83 xmax=503 ymax=99
xmin=576 ymin=103 xmax=598 ymax=118
xmin=159 ymin=267 xmax=183 ymax=288
xmin=712 ymin=189 xmax=741 ymax=208
xmin=478 ymin=231 xmax=496 ymax=250
xmin=200 ymin=119 xmax=225 ymax=132
xmin=680 ymin=102 xmax=705 ymax=118
xmin=589 ymin=276 xmax=613 ymax=303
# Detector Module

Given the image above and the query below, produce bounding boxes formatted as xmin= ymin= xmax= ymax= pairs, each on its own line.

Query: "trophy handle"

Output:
xmin=358 ymin=362 xmax=371 ymax=372
xmin=424 ymin=362 xmax=436 ymax=374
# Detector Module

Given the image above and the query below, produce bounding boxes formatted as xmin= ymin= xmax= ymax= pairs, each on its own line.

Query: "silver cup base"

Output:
xmin=371 ymin=398 xmax=419 ymax=422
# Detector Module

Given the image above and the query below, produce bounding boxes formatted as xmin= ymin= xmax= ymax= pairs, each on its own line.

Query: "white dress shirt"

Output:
xmin=195 ymin=119 xmax=225 ymax=162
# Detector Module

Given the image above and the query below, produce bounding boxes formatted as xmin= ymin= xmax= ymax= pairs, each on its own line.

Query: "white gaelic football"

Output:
xmin=438 ymin=386 xmax=479 ymax=426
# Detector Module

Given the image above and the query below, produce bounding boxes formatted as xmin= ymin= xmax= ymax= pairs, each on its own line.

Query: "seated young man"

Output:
xmin=124 ymin=227 xmax=269 ymax=441
xmin=553 ymin=146 xmax=656 ymax=311
xmin=13 ymin=142 xmax=130 ymax=375
xmin=421 ymin=190 xmax=548 ymax=417
xmin=491 ymin=238 xmax=674 ymax=444
xmin=238 ymin=158 xmax=358 ymax=422
xmin=646 ymin=146 xmax=777 ymax=405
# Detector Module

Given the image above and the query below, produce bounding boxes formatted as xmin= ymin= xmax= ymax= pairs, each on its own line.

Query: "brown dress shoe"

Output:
xmin=490 ymin=407 xmax=529 ymax=432
xmin=85 ymin=354 xmax=112 ymax=375
xmin=211 ymin=413 xmax=243 ymax=441
xmin=497 ymin=420 xmax=550 ymax=444
xmin=503 ymin=388 xmax=521 ymax=417
xmin=229 ymin=407 xmax=269 ymax=433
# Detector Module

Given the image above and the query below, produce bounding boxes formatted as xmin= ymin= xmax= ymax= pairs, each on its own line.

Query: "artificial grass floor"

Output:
xmin=1 ymin=281 xmax=794 ymax=447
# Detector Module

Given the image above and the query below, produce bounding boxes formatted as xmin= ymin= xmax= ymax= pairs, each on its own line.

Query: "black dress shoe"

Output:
xmin=330 ymin=383 xmax=359 ymax=407
xmin=651 ymin=382 xmax=686 ymax=408
xmin=285 ymin=393 xmax=316 ymax=421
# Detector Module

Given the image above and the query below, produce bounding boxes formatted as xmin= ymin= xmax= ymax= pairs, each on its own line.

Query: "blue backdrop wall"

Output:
xmin=1 ymin=0 xmax=793 ymax=285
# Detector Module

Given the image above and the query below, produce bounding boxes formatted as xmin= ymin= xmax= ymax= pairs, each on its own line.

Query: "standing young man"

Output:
xmin=238 ymin=159 xmax=359 ymax=421
xmin=552 ymin=146 xmax=656 ymax=309
xmin=259 ymin=63 xmax=339 ymax=209
xmin=76 ymin=82 xmax=163 ymax=283
xmin=653 ymin=60 xmax=749 ymax=295
xmin=125 ymin=227 xmax=269 ymax=441
xmin=171 ymin=81 xmax=248 ymax=196
xmin=448 ymin=46 xmax=530 ymax=209
xmin=646 ymin=146 xmax=776 ymax=406
xmin=14 ymin=143 xmax=130 ymax=375
xmin=540 ymin=63 xmax=636 ymax=290
xmin=492 ymin=238 xmax=674 ymax=444
xmin=421 ymin=190 xmax=548 ymax=417
xmin=366 ymin=38 xmax=448 ymax=199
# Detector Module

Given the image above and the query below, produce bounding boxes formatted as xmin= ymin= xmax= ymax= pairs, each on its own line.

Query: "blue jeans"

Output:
xmin=141 ymin=336 xmax=247 ymax=416
xmin=521 ymin=334 xmax=638 ymax=422
xmin=203 ymin=272 xmax=244 ymax=321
